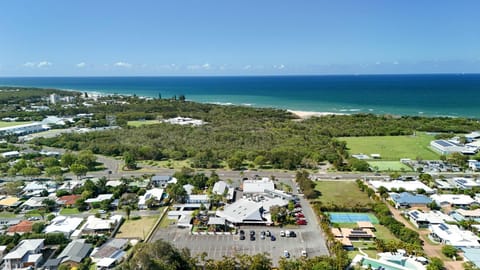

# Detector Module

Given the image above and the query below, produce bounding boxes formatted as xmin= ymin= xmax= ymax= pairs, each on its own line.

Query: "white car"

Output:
xmin=284 ymin=250 xmax=290 ymax=258
xmin=301 ymin=250 xmax=307 ymax=257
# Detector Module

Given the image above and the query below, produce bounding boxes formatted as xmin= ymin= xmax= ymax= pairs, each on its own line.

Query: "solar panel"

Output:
xmin=411 ymin=211 xmax=419 ymax=219
xmin=439 ymin=224 xmax=449 ymax=231
xmin=435 ymin=140 xmax=453 ymax=147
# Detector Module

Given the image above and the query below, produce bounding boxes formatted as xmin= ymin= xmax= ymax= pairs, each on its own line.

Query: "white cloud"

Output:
xmin=23 ymin=62 xmax=36 ymax=67
xmin=273 ymin=64 xmax=285 ymax=70
xmin=114 ymin=61 xmax=132 ymax=68
xmin=392 ymin=61 xmax=399 ymax=65
xmin=76 ymin=62 xmax=86 ymax=68
xmin=37 ymin=61 xmax=52 ymax=68
xmin=187 ymin=63 xmax=211 ymax=70
xmin=375 ymin=61 xmax=382 ymax=65
xmin=243 ymin=65 xmax=251 ymax=70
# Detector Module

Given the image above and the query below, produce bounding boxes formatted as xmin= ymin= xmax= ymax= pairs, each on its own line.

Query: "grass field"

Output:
xmin=0 ymin=212 xmax=16 ymax=218
xmin=116 ymin=215 xmax=159 ymax=239
xmin=340 ymin=132 xmax=439 ymax=160
xmin=0 ymin=121 xmax=32 ymax=128
xmin=367 ymin=161 xmax=413 ymax=172
xmin=314 ymin=181 xmax=372 ymax=207
xmin=127 ymin=120 xmax=161 ymax=127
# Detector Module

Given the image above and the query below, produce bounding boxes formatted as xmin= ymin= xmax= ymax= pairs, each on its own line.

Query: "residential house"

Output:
xmin=138 ymin=188 xmax=164 ymax=210
xmin=56 ymin=239 xmax=92 ymax=267
xmin=21 ymin=196 xmax=47 ymax=210
xmin=44 ymin=216 xmax=83 ymax=237
xmin=2 ymin=239 xmax=44 ymax=270
xmin=151 ymin=175 xmax=176 ymax=188
xmin=389 ymin=192 xmax=432 ymax=209
xmin=22 ymin=181 xmax=56 ymax=197
xmin=450 ymin=209 xmax=480 ymax=222
xmin=57 ymin=194 xmax=81 ymax=208
xmin=406 ymin=210 xmax=455 ymax=228
xmin=91 ymin=238 xmax=129 ymax=269
xmin=429 ymin=223 xmax=480 ymax=248
xmin=369 ymin=180 xmax=434 ymax=194
xmin=212 ymin=181 xmax=235 ymax=201
xmin=7 ymin=220 xmax=33 ymax=235
xmin=183 ymin=184 xmax=194 ymax=195
xmin=453 ymin=177 xmax=480 ymax=190
xmin=430 ymin=194 xmax=476 ymax=208
xmin=85 ymin=194 xmax=114 ymax=205
xmin=0 ymin=196 xmax=22 ymax=209
xmin=78 ymin=215 xmax=123 ymax=236
xmin=468 ymin=160 xmax=480 ymax=171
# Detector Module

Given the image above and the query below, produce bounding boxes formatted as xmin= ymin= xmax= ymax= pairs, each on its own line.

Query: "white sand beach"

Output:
xmin=288 ymin=110 xmax=346 ymax=119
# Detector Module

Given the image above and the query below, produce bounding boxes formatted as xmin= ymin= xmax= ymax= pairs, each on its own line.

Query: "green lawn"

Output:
xmin=127 ymin=120 xmax=161 ymax=127
xmin=314 ymin=181 xmax=372 ymax=208
xmin=340 ymin=132 xmax=439 ymax=160
xmin=0 ymin=121 xmax=32 ymax=128
xmin=59 ymin=208 xmax=80 ymax=215
xmin=367 ymin=161 xmax=413 ymax=172
xmin=0 ymin=212 xmax=16 ymax=218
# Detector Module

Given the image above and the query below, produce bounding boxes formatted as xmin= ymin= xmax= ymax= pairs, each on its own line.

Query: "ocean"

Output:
xmin=0 ymin=74 xmax=479 ymax=118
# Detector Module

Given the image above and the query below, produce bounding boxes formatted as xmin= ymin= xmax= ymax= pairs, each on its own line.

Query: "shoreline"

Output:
xmin=287 ymin=110 xmax=346 ymax=119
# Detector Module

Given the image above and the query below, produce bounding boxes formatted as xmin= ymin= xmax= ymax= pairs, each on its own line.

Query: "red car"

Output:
xmin=295 ymin=213 xmax=305 ymax=218
xmin=296 ymin=219 xmax=307 ymax=225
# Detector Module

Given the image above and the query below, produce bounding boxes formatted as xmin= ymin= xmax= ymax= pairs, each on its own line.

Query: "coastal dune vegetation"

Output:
xmin=4 ymin=89 xmax=480 ymax=171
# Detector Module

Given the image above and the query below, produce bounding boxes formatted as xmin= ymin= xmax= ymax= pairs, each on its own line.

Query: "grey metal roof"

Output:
xmin=57 ymin=239 xmax=92 ymax=263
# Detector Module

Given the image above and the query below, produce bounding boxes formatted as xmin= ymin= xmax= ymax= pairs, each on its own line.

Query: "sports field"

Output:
xmin=0 ymin=121 xmax=32 ymax=128
xmin=340 ymin=132 xmax=439 ymax=160
xmin=367 ymin=161 xmax=412 ymax=172
xmin=127 ymin=120 xmax=161 ymax=127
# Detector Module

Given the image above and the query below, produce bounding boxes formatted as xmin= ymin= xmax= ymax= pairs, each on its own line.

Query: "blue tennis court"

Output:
xmin=327 ymin=212 xmax=379 ymax=224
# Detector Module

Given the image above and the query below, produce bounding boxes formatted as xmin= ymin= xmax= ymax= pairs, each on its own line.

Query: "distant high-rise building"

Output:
xmin=49 ymin=93 xmax=59 ymax=104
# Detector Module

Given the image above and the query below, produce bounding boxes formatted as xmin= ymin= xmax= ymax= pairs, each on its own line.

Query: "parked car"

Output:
xmin=266 ymin=230 xmax=271 ymax=237
xmin=239 ymin=230 xmax=245 ymax=240
xmin=280 ymin=230 xmax=285 ymax=237
xmin=250 ymin=235 xmax=255 ymax=241
xmin=270 ymin=235 xmax=276 ymax=241
xmin=296 ymin=219 xmax=307 ymax=225
xmin=295 ymin=213 xmax=305 ymax=218
xmin=250 ymin=230 xmax=255 ymax=236
xmin=301 ymin=250 xmax=307 ymax=257
xmin=284 ymin=250 xmax=290 ymax=258
xmin=260 ymin=231 xmax=266 ymax=239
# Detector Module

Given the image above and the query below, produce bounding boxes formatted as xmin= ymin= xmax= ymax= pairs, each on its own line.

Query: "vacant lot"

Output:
xmin=340 ymin=132 xmax=439 ymax=160
xmin=314 ymin=180 xmax=372 ymax=208
xmin=127 ymin=120 xmax=161 ymax=127
xmin=367 ymin=161 xmax=413 ymax=172
xmin=116 ymin=215 xmax=159 ymax=240
xmin=0 ymin=121 xmax=32 ymax=128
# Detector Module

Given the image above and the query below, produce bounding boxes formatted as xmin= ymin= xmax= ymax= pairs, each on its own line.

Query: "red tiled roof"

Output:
xmin=7 ymin=220 xmax=33 ymax=233
xmin=58 ymin=195 xmax=81 ymax=206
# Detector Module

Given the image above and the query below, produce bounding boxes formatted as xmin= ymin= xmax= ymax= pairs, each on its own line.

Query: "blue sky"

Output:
xmin=1 ymin=0 xmax=479 ymax=76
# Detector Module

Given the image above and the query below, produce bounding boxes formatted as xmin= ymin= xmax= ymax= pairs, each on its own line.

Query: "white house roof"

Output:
xmin=85 ymin=194 xmax=114 ymax=203
xmin=3 ymin=239 xmax=44 ymax=260
xmin=370 ymin=180 xmax=434 ymax=193
xmin=23 ymin=181 xmax=56 ymax=192
xmin=106 ymin=180 xmax=122 ymax=187
xmin=407 ymin=210 xmax=455 ymax=224
xmin=212 ymin=181 xmax=228 ymax=195
xmin=82 ymin=215 xmax=121 ymax=231
xmin=45 ymin=216 xmax=83 ymax=235
xmin=430 ymin=194 xmax=475 ymax=206
xmin=22 ymin=197 xmax=47 ymax=208
xmin=243 ymin=179 xmax=275 ymax=193
xmin=430 ymin=223 xmax=480 ymax=248
xmin=139 ymin=188 xmax=164 ymax=207
xmin=183 ymin=184 xmax=194 ymax=195
xmin=216 ymin=197 xmax=288 ymax=224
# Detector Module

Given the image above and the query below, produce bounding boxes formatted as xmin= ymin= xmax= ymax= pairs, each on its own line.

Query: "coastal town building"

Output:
xmin=430 ymin=139 xmax=476 ymax=155
xmin=406 ymin=210 xmax=455 ymax=228
xmin=369 ymin=180 xmax=434 ymax=194
xmin=429 ymin=223 xmax=480 ymax=248
xmin=3 ymin=239 xmax=44 ymax=270
xmin=430 ymin=194 xmax=476 ymax=208
xmin=389 ymin=192 xmax=432 ymax=209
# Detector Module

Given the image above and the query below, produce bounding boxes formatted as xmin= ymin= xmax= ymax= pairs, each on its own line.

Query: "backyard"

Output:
xmin=116 ymin=215 xmax=160 ymax=240
xmin=339 ymin=132 xmax=439 ymax=160
xmin=0 ymin=121 xmax=32 ymax=128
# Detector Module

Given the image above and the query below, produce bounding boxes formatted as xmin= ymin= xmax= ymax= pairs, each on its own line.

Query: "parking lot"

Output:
xmin=151 ymin=196 xmax=329 ymax=266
